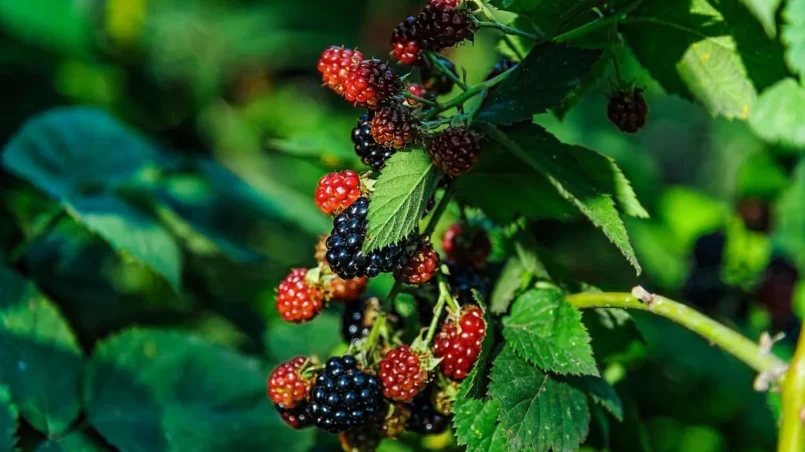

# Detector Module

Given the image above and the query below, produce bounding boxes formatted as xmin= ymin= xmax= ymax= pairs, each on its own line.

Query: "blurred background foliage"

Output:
xmin=0 ymin=0 xmax=800 ymax=451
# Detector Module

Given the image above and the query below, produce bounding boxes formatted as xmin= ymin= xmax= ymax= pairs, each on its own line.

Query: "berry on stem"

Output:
xmin=318 ymin=46 xmax=364 ymax=95
xmin=309 ymin=355 xmax=382 ymax=433
xmin=418 ymin=5 xmax=476 ymax=49
xmin=432 ymin=305 xmax=486 ymax=380
xmin=370 ymin=104 xmax=419 ymax=149
xmin=276 ymin=269 xmax=324 ymax=323
xmin=427 ymin=127 xmax=482 ymax=177
xmin=352 ymin=113 xmax=396 ymax=171
xmin=315 ymin=170 xmax=363 ymax=215
xmin=268 ymin=356 xmax=314 ymax=409
xmin=379 ymin=345 xmax=430 ymax=403
xmin=343 ymin=59 xmax=402 ymax=110
xmin=607 ymin=87 xmax=648 ymax=134
xmin=395 ymin=242 xmax=440 ymax=285
xmin=391 ymin=16 xmax=425 ymax=65
xmin=277 ymin=403 xmax=315 ymax=429
xmin=442 ymin=223 xmax=491 ymax=267
xmin=404 ymin=83 xmax=430 ymax=108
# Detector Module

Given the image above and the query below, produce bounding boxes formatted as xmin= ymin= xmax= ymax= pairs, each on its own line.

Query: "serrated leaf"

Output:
xmin=783 ymin=0 xmax=805 ymax=77
xmin=503 ymin=288 xmax=598 ymax=376
xmin=622 ymin=0 xmax=788 ymax=119
xmin=582 ymin=308 xmax=646 ymax=365
xmin=453 ymin=398 xmax=508 ymax=452
xmin=479 ymin=122 xmax=641 ymax=273
xmin=36 ymin=432 xmax=110 ymax=452
xmin=489 ymin=346 xmax=591 ymax=451
xmin=740 ymin=0 xmax=782 ymax=36
xmin=363 ymin=151 xmax=442 ymax=253
xmin=0 ymin=386 xmax=18 ymax=452
xmin=478 ymin=43 xmax=603 ymax=124
xmin=0 ymin=265 xmax=83 ymax=435
xmin=749 ymin=78 xmax=805 ymax=149
xmin=66 ymin=194 xmax=182 ymax=291
xmin=84 ymin=328 xmax=313 ymax=452
xmin=490 ymin=257 xmax=527 ymax=315
xmin=563 ymin=376 xmax=624 ymax=421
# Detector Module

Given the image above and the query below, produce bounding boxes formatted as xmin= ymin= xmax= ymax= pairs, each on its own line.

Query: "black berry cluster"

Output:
xmin=309 ymin=355 xmax=382 ymax=433
xmin=352 ymin=113 xmax=396 ymax=171
xmin=325 ymin=197 xmax=410 ymax=279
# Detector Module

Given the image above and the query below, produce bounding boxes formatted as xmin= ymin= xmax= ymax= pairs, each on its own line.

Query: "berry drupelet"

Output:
xmin=395 ymin=242 xmax=440 ymax=285
xmin=427 ymin=127 xmax=482 ymax=177
xmin=315 ymin=170 xmax=363 ymax=215
xmin=325 ymin=197 xmax=410 ymax=280
xmin=430 ymin=0 xmax=462 ymax=8
xmin=607 ymin=88 xmax=648 ymax=134
xmin=391 ymin=16 xmax=426 ymax=65
xmin=343 ymin=59 xmax=402 ymax=110
xmin=309 ymin=355 xmax=382 ymax=433
xmin=268 ymin=356 xmax=314 ymax=409
xmin=433 ymin=305 xmax=486 ymax=380
xmin=276 ymin=269 xmax=324 ymax=323
xmin=352 ymin=113 xmax=396 ymax=171
xmin=379 ymin=345 xmax=429 ymax=403
xmin=370 ymin=104 xmax=418 ymax=149
xmin=318 ymin=46 xmax=364 ymax=95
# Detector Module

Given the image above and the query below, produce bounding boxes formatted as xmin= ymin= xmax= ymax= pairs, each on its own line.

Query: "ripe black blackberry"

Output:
xmin=309 ymin=355 xmax=382 ymax=433
xmin=352 ymin=113 xmax=396 ymax=171
xmin=418 ymin=5 xmax=476 ymax=49
xmin=421 ymin=56 xmax=457 ymax=95
xmin=277 ymin=403 xmax=314 ymax=429
xmin=325 ymin=197 xmax=410 ymax=279
xmin=607 ymin=88 xmax=648 ymax=134
xmin=447 ymin=262 xmax=490 ymax=305
xmin=342 ymin=296 xmax=403 ymax=344
xmin=407 ymin=390 xmax=451 ymax=435
xmin=486 ymin=57 xmax=518 ymax=80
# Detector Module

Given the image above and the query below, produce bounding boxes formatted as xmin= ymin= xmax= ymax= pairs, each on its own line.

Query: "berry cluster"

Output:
xmin=391 ymin=0 xmax=476 ymax=65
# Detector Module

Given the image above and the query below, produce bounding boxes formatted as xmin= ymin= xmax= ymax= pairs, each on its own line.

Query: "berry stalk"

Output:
xmin=779 ymin=329 xmax=805 ymax=451
xmin=402 ymin=90 xmax=440 ymax=108
xmin=471 ymin=0 xmax=526 ymax=59
xmin=565 ymin=287 xmax=788 ymax=377
xmin=423 ymin=62 xmax=517 ymax=121
xmin=425 ymin=52 xmax=467 ymax=91
xmin=423 ymin=273 xmax=461 ymax=347
xmin=473 ymin=20 xmax=540 ymax=41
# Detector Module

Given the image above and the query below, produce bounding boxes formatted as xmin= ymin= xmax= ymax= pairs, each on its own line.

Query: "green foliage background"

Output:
xmin=0 ymin=0 xmax=802 ymax=450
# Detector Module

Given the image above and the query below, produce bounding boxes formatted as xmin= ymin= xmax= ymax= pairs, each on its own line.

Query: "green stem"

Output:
xmin=424 ymin=291 xmax=447 ymax=345
xmin=403 ymin=90 xmax=440 ymax=108
xmin=473 ymin=0 xmax=527 ymax=59
xmin=364 ymin=314 xmax=386 ymax=351
xmin=422 ymin=180 xmax=456 ymax=238
xmin=475 ymin=20 xmax=539 ymax=41
xmin=9 ymin=208 xmax=66 ymax=264
xmin=565 ymin=288 xmax=787 ymax=376
xmin=438 ymin=273 xmax=461 ymax=313
xmin=780 ymin=329 xmax=805 ymax=451
xmin=423 ymin=65 xmax=515 ymax=121
xmin=425 ymin=52 xmax=467 ymax=91
xmin=553 ymin=0 xmax=643 ymax=43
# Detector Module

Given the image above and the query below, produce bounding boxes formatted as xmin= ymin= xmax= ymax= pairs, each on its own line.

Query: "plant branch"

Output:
xmin=423 ymin=65 xmax=515 ymax=120
xmin=422 ymin=180 xmax=456 ymax=238
xmin=780 ymin=329 xmax=805 ymax=451
xmin=475 ymin=20 xmax=539 ymax=41
xmin=424 ymin=289 xmax=447 ymax=345
xmin=425 ymin=52 xmax=467 ymax=91
xmin=565 ymin=287 xmax=787 ymax=376
xmin=472 ymin=0 xmax=527 ymax=59
xmin=437 ymin=272 xmax=461 ymax=313
xmin=403 ymin=90 xmax=440 ymax=108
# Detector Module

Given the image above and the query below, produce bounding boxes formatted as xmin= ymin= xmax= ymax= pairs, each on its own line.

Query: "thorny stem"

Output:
xmin=425 ymin=52 xmax=467 ymax=91
xmin=402 ymin=90 xmax=440 ymax=108
xmin=779 ymin=329 xmax=805 ymax=451
xmin=565 ymin=288 xmax=787 ymax=377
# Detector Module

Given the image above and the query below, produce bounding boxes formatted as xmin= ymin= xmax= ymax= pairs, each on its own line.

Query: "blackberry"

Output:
xmin=447 ymin=262 xmax=490 ymax=305
xmin=277 ymin=403 xmax=315 ymax=429
xmin=391 ymin=16 xmax=426 ymax=65
xmin=309 ymin=355 xmax=382 ymax=433
xmin=427 ymin=127 xmax=482 ymax=177
xmin=407 ymin=390 xmax=451 ymax=434
xmin=342 ymin=296 xmax=404 ymax=344
xmin=421 ymin=56 xmax=457 ymax=95
xmin=343 ymin=59 xmax=402 ymax=110
xmin=486 ymin=57 xmax=518 ymax=80
xmin=352 ymin=114 xmax=396 ymax=171
xmin=418 ymin=5 xmax=476 ymax=49
xmin=607 ymin=88 xmax=648 ymax=134
xmin=325 ymin=197 xmax=410 ymax=280
xmin=370 ymin=104 xmax=418 ymax=149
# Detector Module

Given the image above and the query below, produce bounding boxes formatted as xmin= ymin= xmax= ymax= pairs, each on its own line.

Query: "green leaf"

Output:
xmin=775 ymin=162 xmax=805 ymax=272
xmin=582 ymin=308 xmax=645 ymax=365
xmin=0 ymin=386 xmax=18 ymax=452
xmin=563 ymin=376 xmax=624 ymax=421
xmin=67 ymin=194 xmax=182 ymax=291
xmin=479 ymin=122 xmax=641 ymax=273
xmin=740 ymin=0 xmax=782 ymax=36
xmin=488 ymin=0 xmax=600 ymax=38
xmin=489 ymin=346 xmax=591 ymax=451
xmin=490 ymin=257 xmax=528 ymax=315
xmin=453 ymin=398 xmax=509 ymax=452
xmin=362 ymin=151 xmax=442 ymax=253
xmin=36 ymin=432 xmax=110 ymax=452
xmin=749 ymin=78 xmax=805 ymax=149
xmin=2 ymin=107 xmax=156 ymax=199
xmin=84 ymin=328 xmax=313 ymax=452
xmin=264 ymin=311 xmax=341 ymax=364
xmin=622 ymin=0 xmax=789 ymax=119
xmin=783 ymin=0 xmax=805 ymax=77
xmin=0 ymin=265 xmax=83 ymax=435
xmin=503 ymin=288 xmax=598 ymax=376
xmin=478 ymin=43 xmax=603 ymax=124
xmin=0 ymin=0 xmax=93 ymax=57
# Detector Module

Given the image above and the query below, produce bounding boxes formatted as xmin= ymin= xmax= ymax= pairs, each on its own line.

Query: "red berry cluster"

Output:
xmin=391 ymin=0 xmax=476 ymax=65
xmin=433 ymin=305 xmax=487 ymax=379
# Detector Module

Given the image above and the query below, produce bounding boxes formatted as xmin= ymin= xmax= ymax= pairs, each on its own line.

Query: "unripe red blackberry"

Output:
xmin=404 ymin=83 xmax=430 ymax=108
xmin=421 ymin=56 xmax=457 ymax=95
xmin=607 ymin=88 xmax=648 ymax=134
xmin=370 ymin=104 xmax=419 ymax=149
xmin=442 ymin=223 xmax=491 ymax=267
xmin=343 ymin=59 xmax=402 ymax=110
xmin=395 ymin=242 xmax=440 ymax=285
xmin=318 ymin=46 xmax=364 ymax=95
xmin=432 ymin=305 xmax=486 ymax=380
xmin=486 ymin=57 xmax=518 ymax=80
xmin=276 ymin=269 xmax=324 ymax=323
xmin=418 ymin=5 xmax=476 ymax=49
xmin=315 ymin=170 xmax=363 ymax=215
xmin=267 ymin=356 xmax=314 ymax=409
xmin=427 ymin=127 xmax=482 ymax=177
xmin=379 ymin=345 xmax=430 ymax=403
xmin=391 ymin=16 xmax=425 ymax=65
xmin=328 ymin=275 xmax=368 ymax=302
